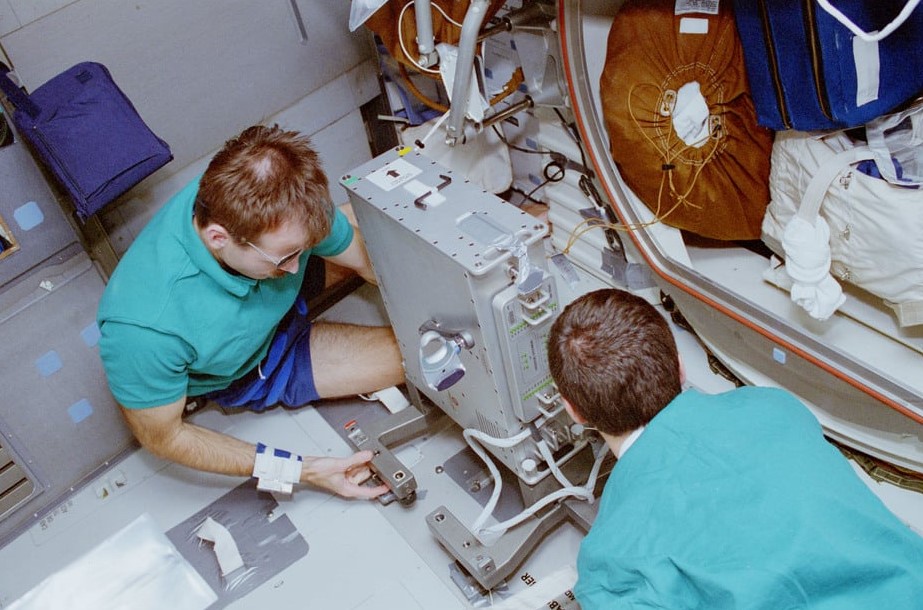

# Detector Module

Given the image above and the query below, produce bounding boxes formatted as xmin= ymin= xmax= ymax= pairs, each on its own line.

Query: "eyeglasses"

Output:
xmin=244 ymin=240 xmax=303 ymax=269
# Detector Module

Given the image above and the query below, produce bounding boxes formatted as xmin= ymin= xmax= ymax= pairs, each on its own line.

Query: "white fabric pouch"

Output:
xmin=762 ymin=128 xmax=923 ymax=326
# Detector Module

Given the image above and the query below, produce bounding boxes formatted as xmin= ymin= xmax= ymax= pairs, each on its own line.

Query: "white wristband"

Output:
xmin=253 ymin=443 xmax=302 ymax=494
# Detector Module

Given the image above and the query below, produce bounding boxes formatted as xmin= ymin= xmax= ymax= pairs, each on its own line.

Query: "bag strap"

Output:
xmin=797 ymin=144 xmax=875 ymax=222
xmin=816 ymin=0 xmax=921 ymax=42
xmin=864 ymin=98 xmax=923 ymax=185
xmin=0 ymin=64 xmax=40 ymax=119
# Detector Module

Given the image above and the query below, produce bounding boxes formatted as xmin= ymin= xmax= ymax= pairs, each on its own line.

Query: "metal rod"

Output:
xmin=445 ymin=0 xmax=489 ymax=146
xmin=413 ymin=0 xmax=438 ymax=68
xmin=482 ymin=96 xmax=534 ymax=130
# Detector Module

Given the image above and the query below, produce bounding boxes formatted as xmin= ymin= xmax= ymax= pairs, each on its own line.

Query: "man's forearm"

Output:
xmin=161 ymin=423 xmax=376 ymax=495
xmin=120 ymin=402 xmax=386 ymax=498
xmin=120 ymin=401 xmax=257 ymax=478
xmin=158 ymin=421 xmax=257 ymax=477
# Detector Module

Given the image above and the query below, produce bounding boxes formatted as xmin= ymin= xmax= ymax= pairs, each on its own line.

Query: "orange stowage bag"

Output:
xmin=600 ymin=0 xmax=773 ymax=241
xmin=365 ymin=0 xmax=507 ymax=74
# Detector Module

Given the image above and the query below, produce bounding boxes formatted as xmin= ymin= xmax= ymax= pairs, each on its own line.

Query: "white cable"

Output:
xmin=397 ymin=1 xmax=465 ymax=74
xmin=416 ymin=111 xmax=450 ymax=148
xmin=482 ymin=487 xmax=593 ymax=536
xmin=464 ymin=427 xmax=531 ymax=533
xmin=482 ymin=440 xmax=609 ymax=536
xmin=537 ymin=439 xmax=575 ymax=489
xmin=464 ymin=425 xmax=611 ymax=542
xmin=583 ymin=440 xmax=609 ymax=501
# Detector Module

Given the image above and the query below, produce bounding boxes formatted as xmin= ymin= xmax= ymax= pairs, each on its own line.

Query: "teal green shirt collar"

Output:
xmin=179 ymin=179 xmax=255 ymax=298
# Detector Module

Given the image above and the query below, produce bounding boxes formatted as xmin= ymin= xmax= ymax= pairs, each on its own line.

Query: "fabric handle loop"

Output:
xmin=0 ymin=65 xmax=40 ymax=119
xmin=816 ymin=0 xmax=921 ymax=42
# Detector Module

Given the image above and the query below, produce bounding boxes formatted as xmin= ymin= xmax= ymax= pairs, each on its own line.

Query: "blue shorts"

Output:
xmin=203 ymin=256 xmax=325 ymax=412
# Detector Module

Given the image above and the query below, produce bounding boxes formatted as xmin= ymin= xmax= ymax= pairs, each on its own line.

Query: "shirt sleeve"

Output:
xmin=309 ymin=208 xmax=354 ymax=258
xmin=98 ymin=320 xmax=195 ymax=408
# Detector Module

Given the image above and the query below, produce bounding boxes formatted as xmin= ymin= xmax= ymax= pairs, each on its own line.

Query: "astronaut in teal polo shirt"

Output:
xmin=97 ymin=124 xmax=404 ymax=499
xmin=546 ymin=288 xmax=923 ymax=610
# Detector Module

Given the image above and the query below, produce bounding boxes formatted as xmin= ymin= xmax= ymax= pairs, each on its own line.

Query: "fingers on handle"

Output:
xmin=348 ymin=482 xmax=390 ymax=499
xmin=347 ymin=449 xmax=375 ymax=466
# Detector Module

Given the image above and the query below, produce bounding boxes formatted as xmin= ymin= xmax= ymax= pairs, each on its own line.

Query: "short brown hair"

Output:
xmin=196 ymin=124 xmax=333 ymax=245
xmin=547 ymin=289 xmax=681 ymax=435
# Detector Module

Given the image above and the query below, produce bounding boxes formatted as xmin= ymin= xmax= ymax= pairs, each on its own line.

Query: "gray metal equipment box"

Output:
xmin=341 ymin=148 xmax=587 ymax=486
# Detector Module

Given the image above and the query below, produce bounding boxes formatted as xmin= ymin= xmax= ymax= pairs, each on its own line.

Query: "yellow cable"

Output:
xmin=623 ymin=82 xmax=722 ymax=226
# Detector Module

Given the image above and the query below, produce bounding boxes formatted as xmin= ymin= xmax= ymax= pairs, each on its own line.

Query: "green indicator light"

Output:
xmin=523 ymin=377 xmax=555 ymax=400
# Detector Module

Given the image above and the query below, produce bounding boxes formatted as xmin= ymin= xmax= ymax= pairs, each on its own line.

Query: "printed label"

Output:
xmin=675 ymin=0 xmax=720 ymax=15
xmin=366 ymin=157 xmax=422 ymax=191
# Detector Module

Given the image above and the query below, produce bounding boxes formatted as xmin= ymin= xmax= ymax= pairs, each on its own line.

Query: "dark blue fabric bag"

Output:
xmin=732 ymin=0 xmax=923 ymax=131
xmin=0 ymin=62 xmax=172 ymax=221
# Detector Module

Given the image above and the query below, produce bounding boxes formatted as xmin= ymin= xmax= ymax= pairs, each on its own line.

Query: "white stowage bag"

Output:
xmin=761 ymin=127 xmax=923 ymax=327
xmin=9 ymin=514 xmax=216 ymax=610
xmin=400 ymin=115 xmax=513 ymax=194
xmin=349 ymin=0 xmax=388 ymax=31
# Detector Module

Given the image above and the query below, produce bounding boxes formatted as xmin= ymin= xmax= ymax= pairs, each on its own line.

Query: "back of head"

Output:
xmin=547 ymin=288 xmax=682 ymax=435
xmin=196 ymin=124 xmax=333 ymax=244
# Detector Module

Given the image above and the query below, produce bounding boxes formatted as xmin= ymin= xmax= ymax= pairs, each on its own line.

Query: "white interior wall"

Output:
xmin=0 ymin=0 xmax=381 ymax=253
xmin=0 ymin=0 xmax=80 ymax=35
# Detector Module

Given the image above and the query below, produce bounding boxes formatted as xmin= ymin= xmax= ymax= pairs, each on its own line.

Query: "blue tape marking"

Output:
xmin=274 ymin=449 xmax=301 ymax=461
xmin=14 ymin=201 xmax=44 ymax=231
xmin=80 ymin=323 xmax=101 ymax=347
xmin=773 ymin=348 xmax=787 ymax=365
xmin=256 ymin=443 xmax=302 ymax=462
xmin=36 ymin=351 xmax=63 ymax=377
xmin=68 ymin=399 xmax=93 ymax=423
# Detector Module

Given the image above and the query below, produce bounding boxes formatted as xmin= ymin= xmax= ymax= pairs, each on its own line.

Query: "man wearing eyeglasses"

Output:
xmin=96 ymin=124 xmax=403 ymax=499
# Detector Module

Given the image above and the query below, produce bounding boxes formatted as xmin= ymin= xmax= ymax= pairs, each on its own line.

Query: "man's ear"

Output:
xmin=678 ymin=354 xmax=687 ymax=386
xmin=201 ymin=223 xmax=233 ymax=251
xmin=562 ymin=397 xmax=588 ymax=425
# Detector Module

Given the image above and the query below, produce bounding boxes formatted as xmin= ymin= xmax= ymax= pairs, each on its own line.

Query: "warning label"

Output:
xmin=365 ymin=158 xmax=422 ymax=191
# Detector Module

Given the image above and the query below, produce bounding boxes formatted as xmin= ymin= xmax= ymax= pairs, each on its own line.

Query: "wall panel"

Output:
xmin=0 ymin=0 xmax=374 ymax=178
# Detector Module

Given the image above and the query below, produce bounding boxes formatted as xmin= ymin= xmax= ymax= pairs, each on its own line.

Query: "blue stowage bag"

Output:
xmin=732 ymin=0 xmax=923 ymax=131
xmin=0 ymin=61 xmax=172 ymax=221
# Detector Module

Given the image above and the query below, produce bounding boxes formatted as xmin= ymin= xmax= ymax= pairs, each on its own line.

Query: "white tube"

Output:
xmin=464 ymin=427 xmax=531 ymax=533
xmin=481 ymin=441 xmax=609 ymax=537
xmin=537 ymin=439 xmax=575 ymax=489
xmin=467 ymin=429 xmax=611 ymax=542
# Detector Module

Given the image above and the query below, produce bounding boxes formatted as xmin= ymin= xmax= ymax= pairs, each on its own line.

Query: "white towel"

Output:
xmin=672 ymin=81 xmax=710 ymax=148
xmin=781 ymin=215 xmax=846 ymax=320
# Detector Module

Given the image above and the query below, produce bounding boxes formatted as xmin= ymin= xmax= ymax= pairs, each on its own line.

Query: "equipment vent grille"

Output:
xmin=0 ymin=441 xmax=36 ymax=523
xmin=476 ymin=411 xmax=503 ymax=439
